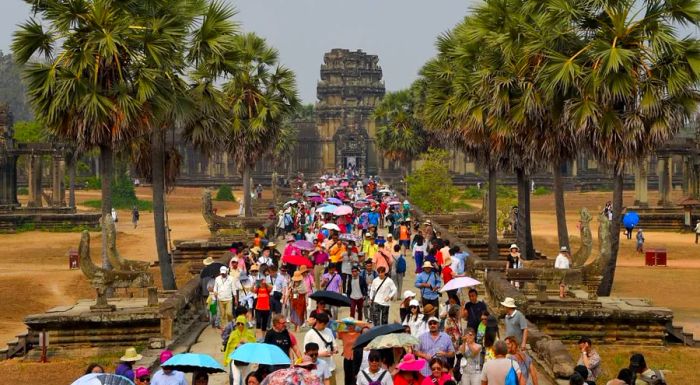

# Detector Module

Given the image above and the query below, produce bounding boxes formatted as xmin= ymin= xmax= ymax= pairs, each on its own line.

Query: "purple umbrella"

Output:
xmin=308 ymin=196 xmax=323 ymax=203
xmin=327 ymin=197 xmax=343 ymax=205
xmin=293 ymin=240 xmax=314 ymax=251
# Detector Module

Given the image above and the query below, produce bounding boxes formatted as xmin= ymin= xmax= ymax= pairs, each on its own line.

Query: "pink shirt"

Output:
xmin=420 ymin=374 xmax=452 ymax=385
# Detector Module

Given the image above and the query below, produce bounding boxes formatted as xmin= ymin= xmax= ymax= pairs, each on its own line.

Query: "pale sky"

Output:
xmin=0 ymin=0 xmax=472 ymax=103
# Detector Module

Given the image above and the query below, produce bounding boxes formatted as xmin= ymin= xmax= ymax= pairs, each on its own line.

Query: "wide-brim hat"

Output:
xmin=422 ymin=261 xmax=433 ymax=269
xmin=295 ymin=355 xmax=317 ymax=368
xmin=203 ymin=257 xmax=215 ymax=266
xmin=120 ymin=347 xmax=143 ymax=362
xmin=299 ymin=265 xmax=309 ymax=273
xmin=509 ymin=244 xmax=519 ymax=250
xmin=267 ymin=242 xmax=277 ymax=248
xmin=250 ymin=247 xmax=262 ymax=255
xmin=501 ymin=297 xmax=517 ymax=308
xmin=560 ymin=246 xmax=568 ymax=252
xmin=396 ymin=353 xmax=426 ymax=372
xmin=423 ymin=304 xmax=436 ymax=315
xmin=292 ymin=271 xmax=303 ymax=281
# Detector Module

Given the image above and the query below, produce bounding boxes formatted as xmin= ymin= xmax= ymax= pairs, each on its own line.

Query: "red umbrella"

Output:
xmin=282 ymin=254 xmax=313 ymax=267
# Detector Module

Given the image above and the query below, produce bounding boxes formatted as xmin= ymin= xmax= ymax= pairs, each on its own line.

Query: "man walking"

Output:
xmin=347 ymin=265 xmax=367 ymax=320
xmin=369 ymin=266 xmax=397 ymax=326
xmin=415 ymin=316 xmax=455 ymax=377
xmin=213 ymin=266 xmax=236 ymax=328
xmin=554 ymin=246 xmax=571 ymax=298
xmin=695 ymin=220 xmax=700 ymax=243
xmin=415 ymin=261 xmax=441 ymax=309
xmin=131 ymin=206 xmax=139 ymax=229
xmin=360 ymin=260 xmax=378 ymax=322
xmin=502 ymin=297 xmax=528 ymax=350
xmin=463 ymin=288 xmax=487 ymax=331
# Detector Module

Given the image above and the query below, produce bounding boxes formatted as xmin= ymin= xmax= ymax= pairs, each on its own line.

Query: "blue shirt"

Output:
xmin=115 ymin=363 xmax=134 ymax=381
xmin=415 ymin=271 xmax=440 ymax=300
xmin=368 ymin=212 xmax=380 ymax=226
xmin=417 ymin=331 xmax=454 ymax=376
xmin=453 ymin=252 xmax=468 ymax=274
xmin=151 ymin=369 xmax=188 ymax=385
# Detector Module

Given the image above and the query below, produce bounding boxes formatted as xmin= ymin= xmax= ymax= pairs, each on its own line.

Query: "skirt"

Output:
xmin=290 ymin=293 xmax=307 ymax=326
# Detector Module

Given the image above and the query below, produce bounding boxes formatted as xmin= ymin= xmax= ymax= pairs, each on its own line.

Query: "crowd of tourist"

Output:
xmin=74 ymin=171 xmax=667 ymax=385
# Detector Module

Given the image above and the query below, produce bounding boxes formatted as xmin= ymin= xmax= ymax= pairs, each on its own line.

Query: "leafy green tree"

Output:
xmin=406 ymin=149 xmax=458 ymax=214
xmin=12 ymin=120 xmax=44 ymax=142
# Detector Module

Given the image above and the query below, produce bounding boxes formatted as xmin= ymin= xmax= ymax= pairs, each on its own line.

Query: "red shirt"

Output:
xmin=255 ymin=286 xmax=271 ymax=311
xmin=442 ymin=265 xmax=453 ymax=284
xmin=393 ymin=374 xmax=424 ymax=385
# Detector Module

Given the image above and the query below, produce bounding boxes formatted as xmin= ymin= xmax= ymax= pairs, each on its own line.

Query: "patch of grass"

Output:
xmin=461 ymin=186 xmax=484 ymax=199
xmin=15 ymin=222 xmax=36 ymax=232
xmin=533 ymin=186 xmax=552 ymax=196
xmin=83 ymin=199 xmax=153 ymax=212
xmin=453 ymin=201 xmax=476 ymax=211
xmin=17 ymin=187 xmax=28 ymax=195
xmin=496 ymin=185 xmax=517 ymax=199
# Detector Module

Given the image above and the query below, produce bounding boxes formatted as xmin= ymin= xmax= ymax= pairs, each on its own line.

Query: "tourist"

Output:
xmin=304 ymin=344 xmax=332 ymax=385
xmin=245 ymin=371 xmax=263 ymax=385
xmin=480 ymin=341 xmax=524 ymax=385
xmin=374 ymin=238 xmax=393 ymax=273
xmin=289 ymin=270 xmax=307 ymax=331
xmin=606 ymin=369 xmax=633 ymax=385
xmin=636 ymin=229 xmax=645 ymax=253
xmin=193 ymin=371 xmax=209 ymax=385
xmin=131 ymin=206 xmax=139 ymax=229
xmin=415 ymin=261 xmax=441 ymax=309
xmin=369 ymin=266 xmax=397 ymax=326
xmin=415 ymin=316 xmax=455 ymax=377
xmin=506 ymin=244 xmax=523 ymax=289
xmin=337 ymin=319 xmax=367 ymax=385
xmin=505 ymin=336 xmax=538 ymax=385
xmin=309 ymin=300 xmax=333 ymax=322
xmin=303 ymin=312 xmax=337 ymax=380
xmin=440 ymin=296 xmax=462 ymax=358
xmin=348 ymin=265 xmax=368 ymax=320
xmin=458 ymin=328 xmax=482 ymax=385
xmin=399 ymin=290 xmax=417 ymax=321
xmin=554 ymin=246 xmax=571 ymax=298
xmin=420 ymin=357 xmax=452 ymax=385
xmin=475 ymin=311 xmax=489 ymax=345
xmin=264 ymin=313 xmax=297 ymax=359
xmin=214 ymin=266 xmax=235 ymax=328
xmin=501 ymin=297 xmax=528 ymax=350
xmin=223 ymin=315 xmax=256 ymax=366
xmin=577 ymin=337 xmax=601 ymax=382
xmin=84 ymin=363 xmax=105 ymax=374
xmin=358 ymin=350 xmax=393 ymax=385
xmin=463 ymin=289 xmax=487 ymax=331
xmin=695 ymin=220 xmax=700 ymax=243
xmin=321 ymin=263 xmax=343 ymax=294
xmin=115 ymin=347 xmax=142 ymax=381
xmin=393 ymin=244 xmax=406 ymax=294
xmin=399 ymin=221 xmax=411 ymax=250
xmin=393 ymin=353 xmax=425 ymax=385
xmin=134 ymin=367 xmax=150 ymax=385
xmin=270 ymin=264 xmax=288 ymax=315
xmin=254 ymin=278 xmax=272 ymax=334
xmin=482 ymin=316 xmax=499 ymax=362
xmin=341 ymin=241 xmax=359 ymax=293
xmin=361 ymin=259 xmax=378 ymax=321
xmin=402 ymin=300 xmax=424 ymax=337
xmin=441 ymin=254 xmax=456 ymax=298
xmin=412 ymin=232 xmax=427 ymax=274
xmin=573 ymin=366 xmax=595 ymax=385
xmin=151 ymin=350 xmax=187 ymax=385
xmin=569 ymin=373 xmax=585 ymax=385
xmin=629 ymin=353 xmax=666 ymax=385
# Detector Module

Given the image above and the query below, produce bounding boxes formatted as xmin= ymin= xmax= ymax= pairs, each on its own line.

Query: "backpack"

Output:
xmin=361 ymin=369 xmax=387 ymax=385
xmin=395 ymin=255 xmax=406 ymax=274
xmin=640 ymin=370 xmax=666 ymax=385
xmin=505 ymin=358 xmax=518 ymax=385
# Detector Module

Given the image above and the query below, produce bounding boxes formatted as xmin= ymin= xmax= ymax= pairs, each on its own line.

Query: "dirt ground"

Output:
xmin=0 ymin=186 xmax=698 ymax=383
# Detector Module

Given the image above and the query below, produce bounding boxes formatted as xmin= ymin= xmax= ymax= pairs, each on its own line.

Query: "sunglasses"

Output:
xmin=236 ymin=322 xmax=244 ymax=326
xmin=139 ymin=377 xmax=150 ymax=382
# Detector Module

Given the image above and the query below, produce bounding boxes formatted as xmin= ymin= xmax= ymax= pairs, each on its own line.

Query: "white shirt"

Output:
xmin=213 ymin=275 xmax=236 ymax=301
xmin=312 ymin=358 xmax=332 ymax=381
xmin=357 ymin=369 xmax=393 ymax=385
xmin=554 ymin=253 xmax=570 ymax=269
xmin=304 ymin=327 xmax=336 ymax=371
xmin=402 ymin=315 xmax=427 ymax=338
xmin=151 ymin=369 xmax=187 ymax=385
xmin=369 ymin=276 xmax=397 ymax=306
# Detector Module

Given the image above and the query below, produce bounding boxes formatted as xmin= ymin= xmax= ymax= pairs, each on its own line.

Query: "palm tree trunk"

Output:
xmin=68 ymin=152 xmax=77 ymax=208
xmin=488 ymin=165 xmax=498 ymax=260
xmin=516 ymin=168 xmax=535 ymax=259
xmin=598 ymin=171 xmax=624 ymax=296
xmin=152 ymin=129 xmax=177 ymax=290
xmin=243 ymin=165 xmax=253 ymax=217
xmin=99 ymin=144 xmax=113 ymax=270
xmin=553 ymin=159 xmax=570 ymax=251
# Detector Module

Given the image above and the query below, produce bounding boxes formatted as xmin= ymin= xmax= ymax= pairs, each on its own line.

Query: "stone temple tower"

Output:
xmin=316 ymin=49 xmax=385 ymax=175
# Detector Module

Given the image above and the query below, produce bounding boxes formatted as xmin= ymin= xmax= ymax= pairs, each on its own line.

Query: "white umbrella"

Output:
xmin=317 ymin=205 xmax=337 ymax=213
xmin=439 ymin=276 xmax=481 ymax=292
xmin=322 ymin=223 xmax=340 ymax=231
xmin=284 ymin=200 xmax=298 ymax=207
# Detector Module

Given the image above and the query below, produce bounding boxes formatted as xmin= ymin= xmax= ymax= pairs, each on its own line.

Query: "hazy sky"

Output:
xmin=0 ymin=0 xmax=472 ymax=103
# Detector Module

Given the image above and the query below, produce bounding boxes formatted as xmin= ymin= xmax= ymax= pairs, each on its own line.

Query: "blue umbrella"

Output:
xmin=623 ymin=211 xmax=640 ymax=228
xmin=317 ymin=205 xmax=338 ymax=214
xmin=162 ymin=353 xmax=226 ymax=373
xmin=229 ymin=342 xmax=291 ymax=365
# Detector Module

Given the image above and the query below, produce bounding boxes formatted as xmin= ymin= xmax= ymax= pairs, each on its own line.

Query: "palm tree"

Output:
xmin=373 ymin=88 xmax=427 ymax=183
xmin=223 ymin=33 xmax=299 ymax=217
xmin=544 ymin=0 xmax=700 ymax=295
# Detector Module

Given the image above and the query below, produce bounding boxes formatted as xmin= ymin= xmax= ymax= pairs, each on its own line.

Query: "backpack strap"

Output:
xmin=376 ymin=370 xmax=387 ymax=383
xmin=361 ymin=370 xmax=373 ymax=383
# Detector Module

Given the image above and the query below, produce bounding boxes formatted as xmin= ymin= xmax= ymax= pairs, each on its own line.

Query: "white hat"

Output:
xmin=409 ymin=299 xmax=420 ymax=307
xmin=422 ymin=261 xmax=433 ymax=269
xmin=402 ymin=290 xmax=416 ymax=300
xmin=427 ymin=316 xmax=440 ymax=323
xmin=387 ymin=234 xmax=393 ymax=238
xmin=219 ymin=266 xmax=229 ymax=274
xmin=560 ymin=246 xmax=568 ymax=252
xmin=509 ymin=244 xmax=519 ymax=250
xmin=500 ymin=297 xmax=517 ymax=308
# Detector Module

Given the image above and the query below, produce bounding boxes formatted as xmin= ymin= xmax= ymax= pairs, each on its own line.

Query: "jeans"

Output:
xmin=395 ymin=272 xmax=404 ymax=295
xmin=350 ymin=297 xmax=364 ymax=320
xmin=271 ymin=292 xmax=283 ymax=314
xmin=363 ymin=296 xmax=372 ymax=321
xmin=371 ymin=303 xmax=389 ymax=325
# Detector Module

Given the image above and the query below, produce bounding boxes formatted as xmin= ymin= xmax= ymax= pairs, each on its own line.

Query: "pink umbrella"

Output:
xmin=333 ymin=205 xmax=353 ymax=216
xmin=340 ymin=181 xmax=349 ymax=187
xmin=293 ymin=240 xmax=314 ymax=251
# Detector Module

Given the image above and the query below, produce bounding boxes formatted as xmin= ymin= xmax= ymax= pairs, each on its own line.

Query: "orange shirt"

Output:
xmin=399 ymin=225 xmax=410 ymax=241
xmin=329 ymin=242 xmax=345 ymax=263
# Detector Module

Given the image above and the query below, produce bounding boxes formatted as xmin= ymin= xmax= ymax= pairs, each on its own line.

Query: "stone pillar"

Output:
xmin=634 ymin=159 xmax=649 ymax=207
xmin=27 ymin=154 xmax=43 ymax=207
xmin=51 ymin=155 xmax=66 ymax=207
xmin=658 ymin=156 xmax=672 ymax=207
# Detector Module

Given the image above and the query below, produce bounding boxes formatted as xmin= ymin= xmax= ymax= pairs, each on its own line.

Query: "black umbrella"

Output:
xmin=309 ymin=290 xmax=351 ymax=307
xmin=353 ymin=323 xmax=405 ymax=350
xmin=200 ymin=262 xmax=226 ymax=278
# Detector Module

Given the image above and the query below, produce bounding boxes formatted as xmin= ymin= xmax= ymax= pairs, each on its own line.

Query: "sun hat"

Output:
xmin=365 ymin=233 xmax=372 ymax=238
xmin=427 ymin=316 xmax=440 ymax=323
xmin=402 ymin=290 xmax=416 ymax=300
xmin=202 ymin=257 xmax=214 ymax=266
xmin=560 ymin=246 xmax=568 ymax=252
xmin=250 ymin=264 xmax=260 ymax=272
xmin=295 ymin=355 xmax=316 ymax=368
xmin=292 ymin=271 xmax=303 ymax=281
xmin=134 ymin=367 xmax=150 ymax=379
xmin=409 ymin=299 xmax=420 ymax=307
xmin=509 ymin=244 xmax=519 ymax=250
xmin=120 ymin=347 xmax=143 ymax=362
xmin=423 ymin=304 xmax=436 ymax=315
xmin=396 ymin=353 xmax=426 ymax=372
xmin=386 ymin=234 xmax=393 ymax=238
xmin=299 ymin=265 xmax=309 ymax=274
xmin=267 ymin=242 xmax=277 ymax=248
xmin=158 ymin=350 xmax=173 ymax=364
xmin=219 ymin=266 xmax=228 ymax=274
xmin=231 ymin=256 xmax=239 ymax=262
xmin=500 ymin=297 xmax=517 ymax=308
xmin=250 ymin=247 xmax=262 ymax=255
xmin=422 ymin=261 xmax=433 ymax=269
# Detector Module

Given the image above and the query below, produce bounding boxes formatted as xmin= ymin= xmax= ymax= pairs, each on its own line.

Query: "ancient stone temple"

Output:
xmin=316 ymin=49 xmax=385 ymax=174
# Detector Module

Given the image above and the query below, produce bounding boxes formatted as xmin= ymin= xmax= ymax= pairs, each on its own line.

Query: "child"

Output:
xmin=206 ymin=283 xmax=218 ymax=328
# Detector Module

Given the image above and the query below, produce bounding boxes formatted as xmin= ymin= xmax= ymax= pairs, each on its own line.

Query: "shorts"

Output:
xmin=399 ymin=240 xmax=410 ymax=248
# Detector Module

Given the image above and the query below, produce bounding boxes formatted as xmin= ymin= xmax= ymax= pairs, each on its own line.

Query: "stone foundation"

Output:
xmin=0 ymin=207 xmax=101 ymax=233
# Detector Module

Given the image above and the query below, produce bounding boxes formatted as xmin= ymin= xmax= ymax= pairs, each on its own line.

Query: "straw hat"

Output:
xmin=267 ymin=242 xmax=277 ymax=248
xmin=202 ymin=257 xmax=214 ymax=266
xmin=292 ymin=271 xmax=303 ymax=281
xmin=396 ymin=353 xmax=426 ymax=372
xmin=120 ymin=347 xmax=143 ymax=362
xmin=250 ymin=247 xmax=262 ymax=255
xmin=500 ymin=297 xmax=517 ymax=308
xmin=299 ymin=265 xmax=309 ymax=274
xmin=422 ymin=261 xmax=433 ymax=269
xmin=423 ymin=304 xmax=436 ymax=315
xmin=295 ymin=355 xmax=317 ymax=368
